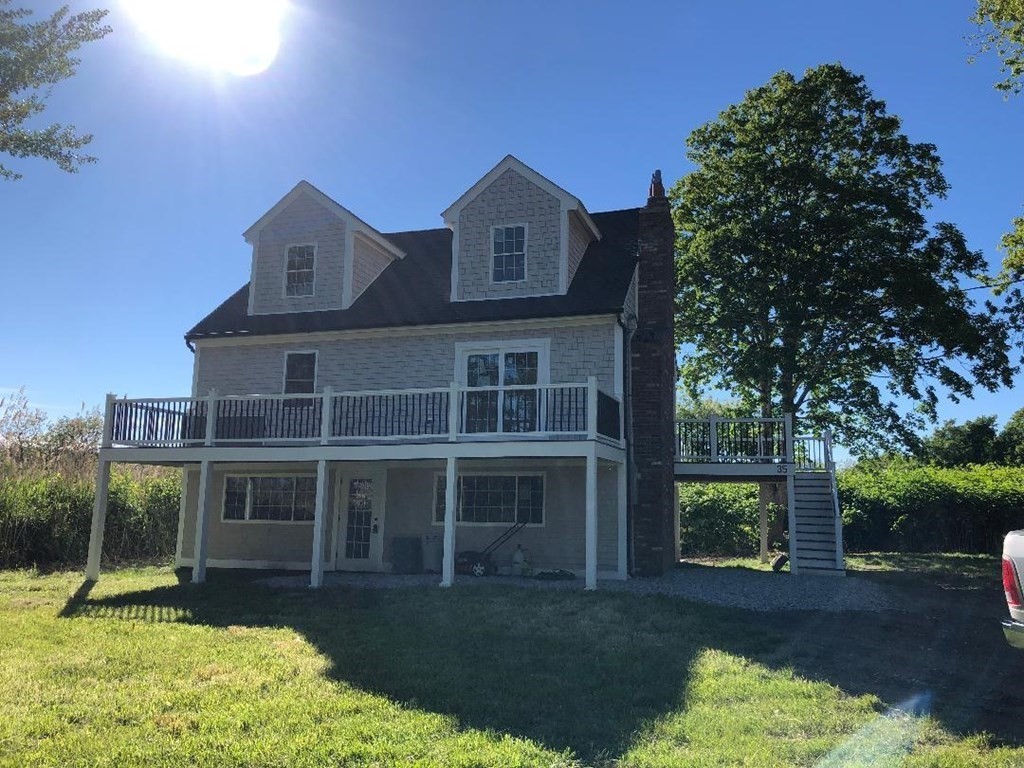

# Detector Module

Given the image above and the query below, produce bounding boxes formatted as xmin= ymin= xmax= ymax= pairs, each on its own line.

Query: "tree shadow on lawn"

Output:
xmin=58 ymin=563 xmax=1024 ymax=758
xmin=58 ymin=572 xmax=780 ymax=761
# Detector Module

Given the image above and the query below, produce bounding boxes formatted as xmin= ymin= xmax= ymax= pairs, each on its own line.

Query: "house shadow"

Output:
xmin=57 ymin=564 xmax=1024 ymax=758
xmin=57 ymin=571 xmax=779 ymax=760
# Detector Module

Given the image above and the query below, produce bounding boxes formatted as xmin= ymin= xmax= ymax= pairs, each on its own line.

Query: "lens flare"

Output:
xmin=123 ymin=0 xmax=287 ymax=77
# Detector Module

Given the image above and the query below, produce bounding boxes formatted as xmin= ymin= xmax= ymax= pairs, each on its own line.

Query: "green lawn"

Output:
xmin=0 ymin=561 xmax=1021 ymax=767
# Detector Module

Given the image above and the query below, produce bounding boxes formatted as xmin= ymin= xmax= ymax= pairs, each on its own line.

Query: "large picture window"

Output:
xmin=285 ymin=244 xmax=316 ymax=297
xmin=491 ymin=224 xmax=526 ymax=283
xmin=433 ymin=473 xmax=544 ymax=525
xmin=223 ymin=475 xmax=316 ymax=522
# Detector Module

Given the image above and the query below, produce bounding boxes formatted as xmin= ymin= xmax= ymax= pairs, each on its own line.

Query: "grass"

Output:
xmin=0 ymin=561 xmax=1021 ymax=767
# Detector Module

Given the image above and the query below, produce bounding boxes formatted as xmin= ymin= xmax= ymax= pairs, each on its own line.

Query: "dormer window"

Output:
xmin=285 ymin=244 xmax=316 ymax=297
xmin=492 ymin=224 xmax=526 ymax=283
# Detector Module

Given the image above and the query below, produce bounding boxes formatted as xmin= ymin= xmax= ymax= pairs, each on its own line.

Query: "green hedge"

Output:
xmin=0 ymin=469 xmax=181 ymax=569
xmin=838 ymin=462 xmax=1024 ymax=554
xmin=678 ymin=483 xmax=784 ymax=556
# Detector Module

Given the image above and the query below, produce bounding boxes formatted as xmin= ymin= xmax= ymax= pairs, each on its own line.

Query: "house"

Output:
xmin=85 ymin=156 xmax=844 ymax=589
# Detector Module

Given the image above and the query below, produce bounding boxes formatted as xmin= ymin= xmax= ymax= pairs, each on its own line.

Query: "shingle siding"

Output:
xmin=194 ymin=320 xmax=617 ymax=396
xmin=351 ymin=235 xmax=393 ymax=303
xmin=251 ymin=193 xmax=347 ymax=314
xmin=457 ymin=169 xmax=561 ymax=300
xmin=567 ymin=210 xmax=592 ymax=289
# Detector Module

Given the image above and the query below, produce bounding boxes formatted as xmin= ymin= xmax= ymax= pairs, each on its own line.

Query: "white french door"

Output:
xmin=334 ymin=467 xmax=386 ymax=571
xmin=458 ymin=342 xmax=549 ymax=434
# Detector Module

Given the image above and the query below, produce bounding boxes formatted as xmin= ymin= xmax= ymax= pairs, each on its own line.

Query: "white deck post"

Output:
xmin=85 ymin=458 xmax=112 ymax=581
xmin=204 ymin=389 xmax=218 ymax=447
xmin=310 ymin=459 xmax=329 ymax=588
xmin=585 ymin=445 xmax=598 ymax=590
xmin=825 ymin=429 xmax=844 ymax=570
xmin=587 ymin=376 xmax=598 ymax=440
xmin=708 ymin=414 xmax=719 ymax=461
xmin=101 ymin=393 xmax=115 ymax=448
xmin=616 ymin=459 xmax=628 ymax=579
xmin=782 ymin=413 xmax=798 ymax=574
xmin=320 ymin=388 xmax=333 ymax=446
xmin=440 ymin=456 xmax=458 ymax=586
xmin=759 ymin=496 xmax=769 ymax=564
xmin=448 ymin=382 xmax=460 ymax=442
xmin=192 ymin=460 xmax=215 ymax=584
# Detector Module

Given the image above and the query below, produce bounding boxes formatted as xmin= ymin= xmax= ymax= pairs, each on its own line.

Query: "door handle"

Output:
xmin=371 ymin=517 xmax=379 ymax=534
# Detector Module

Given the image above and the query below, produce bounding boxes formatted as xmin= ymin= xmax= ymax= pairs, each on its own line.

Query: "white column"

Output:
xmin=585 ymin=447 xmax=598 ymax=590
xmin=759 ymin=494 xmax=769 ymax=563
xmin=785 ymin=467 xmax=798 ymax=575
xmin=85 ymin=458 xmax=112 ymax=581
xmin=440 ymin=456 xmax=458 ymax=587
xmin=310 ymin=460 xmax=330 ymax=588
xmin=616 ymin=459 xmax=628 ymax=580
xmin=192 ymin=460 xmax=215 ymax=584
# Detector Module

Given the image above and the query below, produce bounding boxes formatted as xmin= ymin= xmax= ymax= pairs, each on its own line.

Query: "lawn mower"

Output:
xmin=455 ymin=520 xmax=527 ymax=576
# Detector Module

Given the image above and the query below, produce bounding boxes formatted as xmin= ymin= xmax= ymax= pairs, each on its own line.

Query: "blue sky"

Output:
xmin=2 ymin=0 xmax=1022 ymax=438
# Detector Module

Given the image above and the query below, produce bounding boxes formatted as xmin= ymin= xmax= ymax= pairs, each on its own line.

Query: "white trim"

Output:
xmin=282 ymin=242 xmax=317 ymax=299
xmin=449 ymin=291 xmax=568 ymax=304
xmin=342 ymin=227 xmax=355 ymax=309
xmin=243 ymin=180 xmax=404 ymax=260
xmin=310 ymin=459 xmax=330 ymax=587
xmin=489 ymin=223 xmax=528 ymax=285
xmin=449 ymin=223 xmax=460 ymax=301
xmin=430 ymin=470 xmax=547 ymax=527
xmin=190 ymin=345 xmax=201 ymax=398
xmin=246 ymin=236 xmax=259 ymax=315
xmin=453 ymin=338 xmax=551 ymax=385
xmin=192 ymin=314 xmax=616 ymax=348
xmin=283 ymin=349 xmax=319 ymax=394
xmin=440 ymin=155 xmax=601 ymax=242
xmin=177 ymin=557 xmax=312 ymax=571
xmin=221 ymin=471 xmax=319 ymax=524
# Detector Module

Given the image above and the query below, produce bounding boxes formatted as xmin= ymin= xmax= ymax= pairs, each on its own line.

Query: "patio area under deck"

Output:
xmin=85 ymin=381 xmax=626 ymax=591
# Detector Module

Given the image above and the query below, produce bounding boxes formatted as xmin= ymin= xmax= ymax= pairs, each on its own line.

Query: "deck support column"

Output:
xmin=192 ymin=460 xmax=215 ymax=584
xmin=759 ymin=494 xmax=769 ymax=563
xmin=616 ymin=459 xmax=628 ymax=579
xmin=85 ymin=458 xmax=111 ymax=581
xmin=585 ymin=446 xmax=598 ymax=590
xmin=440 ymin=456 xmax=458 ymax=587
xmin=310 ymin=459 xmax=329 ymax=588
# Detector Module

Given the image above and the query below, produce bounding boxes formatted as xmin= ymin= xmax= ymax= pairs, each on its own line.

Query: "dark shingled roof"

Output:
xmin=185 ymin=207 xmax=641 ymax=341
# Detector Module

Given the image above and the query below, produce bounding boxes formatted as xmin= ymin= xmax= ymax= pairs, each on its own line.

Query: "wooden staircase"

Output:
xmin=790 ymin=470 xmax=845 ymax=574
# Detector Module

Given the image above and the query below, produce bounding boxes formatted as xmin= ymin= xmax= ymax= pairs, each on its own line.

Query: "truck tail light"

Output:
xmin=1003 ymin=556 xmax=1023 ymax=609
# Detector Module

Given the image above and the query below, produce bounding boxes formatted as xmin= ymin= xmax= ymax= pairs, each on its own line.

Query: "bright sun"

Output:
xmin=123 ymin=0 xmax=287 ymax=77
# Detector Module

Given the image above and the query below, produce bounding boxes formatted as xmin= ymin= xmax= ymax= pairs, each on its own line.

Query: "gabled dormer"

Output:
xmin=442 ymin=156 xmax=601 ymax=302
xmin=243 ymin=180 xmax=404 ymax=315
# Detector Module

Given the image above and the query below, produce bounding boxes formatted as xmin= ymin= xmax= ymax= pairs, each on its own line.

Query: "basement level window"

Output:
xmin=492 ymin=225 xmax=526 ymax=283
xmin=285 ymin=244 xmax=316 ymax=297
xmin=223 ymin=476 xmax=316 ymax=522
xmin=433 ymin=473 xmax=544 ymax=525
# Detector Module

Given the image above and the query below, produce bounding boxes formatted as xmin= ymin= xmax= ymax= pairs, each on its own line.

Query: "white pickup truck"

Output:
xmin=1002 ymin=530 xmax=1024 ymax=648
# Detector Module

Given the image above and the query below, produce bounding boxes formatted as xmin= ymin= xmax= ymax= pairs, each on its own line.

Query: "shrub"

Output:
xmin=678 ymin=483 xmax=785 ymax=556
xmin=0 ymin=467 xmax=180 ymax=569
xmin=838 ymin=460 xmax=1024 ymax=553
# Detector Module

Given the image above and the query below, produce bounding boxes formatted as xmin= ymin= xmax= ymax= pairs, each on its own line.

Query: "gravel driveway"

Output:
xmin=259 ymin=565 xmax=894 ymax=613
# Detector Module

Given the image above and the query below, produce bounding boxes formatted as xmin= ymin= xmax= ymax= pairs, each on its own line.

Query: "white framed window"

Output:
xmin=284 ymin=244 xmax=316 ymax=297
xmin=283 ymin=351 xmax=317 ymax=395
xmin=491 ymin=224 xmax=527 ymax=283
xmin=433 ymin=472 xmax=544 ymax=526
xmin=222 ymin=475 xmax=317 ymax=522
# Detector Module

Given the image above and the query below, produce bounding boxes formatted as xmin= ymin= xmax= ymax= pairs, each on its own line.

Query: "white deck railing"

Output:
xmin=102 ymin=379 xmax=622 ymax=448
xmin=675 ymin=415 xmax=832 ymax=471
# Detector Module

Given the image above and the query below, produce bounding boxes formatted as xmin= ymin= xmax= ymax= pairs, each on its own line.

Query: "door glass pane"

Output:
xmin=345 ymin=479 xmax=373 ymax=559
xmin=465 ymin=353 xmax=499 ymax=433
xmin=503 ymin=351 xmax=538 ymax=432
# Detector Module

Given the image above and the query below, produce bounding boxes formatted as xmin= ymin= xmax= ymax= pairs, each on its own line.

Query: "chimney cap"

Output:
xmin=648 ymin=169 xmax=665 ymax=200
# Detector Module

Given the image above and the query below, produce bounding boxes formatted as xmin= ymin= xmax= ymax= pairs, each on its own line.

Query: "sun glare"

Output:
xmin=123 ymin=0 xmax=287 ymax=77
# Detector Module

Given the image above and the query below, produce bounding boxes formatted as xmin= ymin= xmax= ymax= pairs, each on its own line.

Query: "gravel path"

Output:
xmin=258 ymin=565 xmax=895 ymax=613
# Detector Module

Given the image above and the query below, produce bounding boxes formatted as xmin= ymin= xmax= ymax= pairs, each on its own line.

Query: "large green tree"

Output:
xmin=670 ymin=63 xmax=1014 ymax=452
xmin=969 ymin=2 xmax=1024 ymax=340
xmin=0 ymin=2 xmax=110 ymax=180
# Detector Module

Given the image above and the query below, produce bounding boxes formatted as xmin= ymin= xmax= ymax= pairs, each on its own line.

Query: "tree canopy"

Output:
xmin=0 ymin=2 xmax=110 ymax=180
xmin=670 ymin=63 xmax=1014 ymax=452
xmin=914 ymin=408 xmax=1024 ymax=467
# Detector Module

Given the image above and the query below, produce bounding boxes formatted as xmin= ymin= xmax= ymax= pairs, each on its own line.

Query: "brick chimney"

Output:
xmin=630 ymin=170 xmax=677 ymax=576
